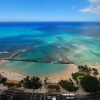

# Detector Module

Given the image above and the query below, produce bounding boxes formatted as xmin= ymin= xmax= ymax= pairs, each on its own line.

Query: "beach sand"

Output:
xmin=0 ymin=64 xmax=79 ymax=94
xmin=0 ymin=69 xmax=25 ymax=81
xmin=0 ymin=62 xmax=100 ymax=95
xmin=0 ymin=60 xmax=8 ymax=64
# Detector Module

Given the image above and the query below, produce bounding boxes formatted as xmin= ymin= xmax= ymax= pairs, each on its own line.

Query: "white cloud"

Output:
xmin=79 ymin=0 xmax=100 ymax=14
xmin=89 ymin=0 xmax=100 ymax=4
xmin=79 ymin=6 xmax=100 ymax=14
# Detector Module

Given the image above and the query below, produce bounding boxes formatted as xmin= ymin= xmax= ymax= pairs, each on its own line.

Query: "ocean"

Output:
xmin=0 ymin=22 xmax=100 ymax=76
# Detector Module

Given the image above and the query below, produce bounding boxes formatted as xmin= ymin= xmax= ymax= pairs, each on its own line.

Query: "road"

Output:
xmin=1 ymin=90 xmax=100 ymax=100
xmin=75 ymin=92 xmax=100 ymax=100
xmin=2 ymin=90 xmax=44 ymax=100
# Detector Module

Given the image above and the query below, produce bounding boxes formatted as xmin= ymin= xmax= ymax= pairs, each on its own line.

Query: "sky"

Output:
xmin=0 ymin=0 xmax=100 ymax=22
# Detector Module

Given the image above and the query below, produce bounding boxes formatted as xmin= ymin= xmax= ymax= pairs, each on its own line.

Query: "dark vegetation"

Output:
xmin=0 ymin=74 xmax=6 ymax=84
xmin=72 ymin=72 xmax=86 ymax=83
xmin=78 ymin=65 xmax=91 ymax=75
xmin=59 ymin=78 xmax=78 ymax=92
xmin=72 ymin=65 xmax=100 ymax=92
xmin=47 ymin=85 xmax=60 ymax=92
xmin=21 ymin=76 xmax=42 ymax=89
xmin=92 ymin=68 xmax=99 ymax=76
xmin=80 ymin=75 xmax=99 ymax=92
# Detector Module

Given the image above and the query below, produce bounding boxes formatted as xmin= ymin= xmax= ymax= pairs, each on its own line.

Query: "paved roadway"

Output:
xmin=75 ymin=92 xmax=100 ymax=100
xmin=2 ymin=90 xmax=44 ymax=100
xmin=1 ymin=90 xmax=100 ymax=100
xmin=46 ymin=93 xmax=100 ymax=100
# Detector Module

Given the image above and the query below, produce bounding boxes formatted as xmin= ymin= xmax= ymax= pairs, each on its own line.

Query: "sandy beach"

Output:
xmin=0 ymin=69 xmax=25 ymax=81
xmin=0 ymin=62 xmax=100 ymax=95
xmin=0 ymin=60 xmax=8 ymax=64
xmin=40 ymin=64 xmax=78 ymax=83
xmin=0 ymin=63 xmax=77 ymax=82
xmin=0 ymin=63 xmax=78 ymax=94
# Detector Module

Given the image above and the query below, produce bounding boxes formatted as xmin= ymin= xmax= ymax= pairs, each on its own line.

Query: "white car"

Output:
xmin=52 ymin=96 xmax=56 ymax=100
xmin=47 ymin=96 xmax=52 ymax=99
xmin=69 ymin=93 xmax=75 ymax=97
xmin=62 ymin=93 xmax=69 ymax=96
xmin=66 ymin=97 xmax=70 ymax=99
xmin=70 ymin=97 xmax=75 ymax=99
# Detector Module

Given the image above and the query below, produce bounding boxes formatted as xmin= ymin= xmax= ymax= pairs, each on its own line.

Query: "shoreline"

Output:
xmin=0 ymin=64 xmax=78 ymax=82
xmin=0 ymin=69 xmax=25 ymax=81
xmin=0 ymin=62 xmax=100 ymax=82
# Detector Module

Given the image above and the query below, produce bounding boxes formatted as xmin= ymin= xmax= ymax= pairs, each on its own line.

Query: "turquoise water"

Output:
xmin=0 ymin=61 xmax=68 ymax=76
xmin=0 ymin=22 xmax=100 ymax=76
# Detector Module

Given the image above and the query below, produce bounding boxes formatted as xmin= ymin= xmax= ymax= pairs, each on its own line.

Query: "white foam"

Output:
xmin=55 ymin=61 xmax=57 ymax=63
xmin=0 ymin=51 xmax=9 ymax=54
xmin=50 ymin=61 xmax=54 ymax=64
xmin=18 ymin=50 xmax=26 ymax=52
xmin=59 ymin=58 xmax=62 ymax=61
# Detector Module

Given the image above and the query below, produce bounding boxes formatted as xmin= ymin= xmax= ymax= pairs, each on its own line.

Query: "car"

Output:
xmin=52 ymin=96 xmax=56 ymax=100
xmin=62 ymin=93 xmax=69 ymax=96
xmin=58 ymin=95 xmax=62 ymax=99
xmin=66 ymin=97 xmax=70 ymax=99
xmin=70 ymin=97 xmax=75 ymax=99
xmin=47 ymin=96 xmax=52 ymax=99
xmin=69 ymin=93 xmax=75 ymax=97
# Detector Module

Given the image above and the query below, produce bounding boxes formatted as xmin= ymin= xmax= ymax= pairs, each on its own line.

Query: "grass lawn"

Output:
xmin=72 ymin=72 xmax=86 ymax=83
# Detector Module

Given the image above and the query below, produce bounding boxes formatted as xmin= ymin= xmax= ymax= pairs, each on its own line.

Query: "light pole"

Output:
xmin=44 ymin=93 xmax=46 ymax=100
xmin=44 ymin=84 xmax=47 ymax=100
xmin=30 ymin=86 xmax=34 ymax=100
xmin=33 ymin=86 xmax=34 ymax=93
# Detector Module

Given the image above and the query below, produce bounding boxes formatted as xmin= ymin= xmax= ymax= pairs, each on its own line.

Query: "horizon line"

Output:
xmin=0 ymin=21 xmax=100 ymax=23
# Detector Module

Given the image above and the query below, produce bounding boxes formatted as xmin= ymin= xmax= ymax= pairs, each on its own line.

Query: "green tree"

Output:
xmin=0 ymin=78 xmax=6 ymax=83
xmin=7 ymin=83 xmax=15 ymax=89
xmin=31 ymin=76 xmax=42 ymax=89
xmin=22 ymin=76 xmax=42 ymax=89
xmin=59 ymin=78 xmax=78 ymax=92
xmin=16 ymin=84 xmax=21 ymax=90
xmin=81 ymin=75 xmax=99 ymax=92
xmin=44 ymin=77 xmax=48 ymax=86
xmin=92 ymin=68 xmax=99 ymax=76
xmin=0 ymin=74 xmax=2 ymax=79
xmin=78 ymin=65 xmax=91 ymax=75
xmin=48 ymin=85 xmax=60 ymax=91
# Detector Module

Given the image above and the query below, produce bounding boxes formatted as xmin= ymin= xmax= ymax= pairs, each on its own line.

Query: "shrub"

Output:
xmin=81 ymin=75 xmax=99 ymax=92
